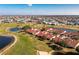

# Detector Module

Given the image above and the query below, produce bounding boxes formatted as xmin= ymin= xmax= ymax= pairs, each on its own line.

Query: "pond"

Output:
xmin=54 ymin=28 xmax=78 ymax=32
xmin=9 ymin=27 xmax=21 ymax=32
xmin=0 ymin=36 xmax=14 ymax=50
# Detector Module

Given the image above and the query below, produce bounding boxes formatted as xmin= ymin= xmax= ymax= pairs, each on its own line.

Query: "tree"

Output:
xmin=22 ymin=25 xmax=31 ymax=30
xmin=52 ymin=31 xmax=58 ymax=35
xmin=49 ymin=45 xmax=62 ymax=51
xmin=59 ymin=41 xmax=68 ymax=48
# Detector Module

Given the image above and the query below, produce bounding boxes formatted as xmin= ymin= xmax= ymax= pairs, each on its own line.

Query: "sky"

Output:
xmin=0 ymin=4 xmax=79 ymax=15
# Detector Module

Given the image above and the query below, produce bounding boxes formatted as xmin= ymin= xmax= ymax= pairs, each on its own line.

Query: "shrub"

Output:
xmin=59 ymin=41 xmax=68 ymax=48
xmin=52 ymin=31 xmax=58 ymax=35
xmin=22 ymin=25 xmax=31 ymax=30
xmin=49 ymin=45 xmax=62 ymax=51
xmin=76 ymin=46 xmax=79 ymax=52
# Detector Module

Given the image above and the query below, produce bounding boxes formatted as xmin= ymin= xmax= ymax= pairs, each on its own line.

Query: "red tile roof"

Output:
xmin=54 ymin=36 xmax=63 ymax=43
xmin=64 ymin=39 xmax=79 ymax=48
xmin=26 ymin=29 xmax=33 ymax=33
xmin=31 ymin=29 xmax=40 ymax=34
xmin=46 ymin=28 xmax=55 ymax=31
xmin=36 ymin=31 xmax=44 ymax=37
xmin=46 ymin=28 xmax=64 ymax=34
xmin=45 ymin=33 xmax=54 ymax=39
xmin=26 ymin=28 xmax=79 ymax=48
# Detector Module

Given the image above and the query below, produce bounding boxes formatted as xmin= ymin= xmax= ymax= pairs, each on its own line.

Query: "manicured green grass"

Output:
xmin=5 ymin=34 xmax=36 ymax=55
xmin=5 ymin=33 xmax=51 ymax=55
xmin=0 ymin=23 xmax=52 ymax=55
xmin=0 ymin=23 xmax=79 ymax=55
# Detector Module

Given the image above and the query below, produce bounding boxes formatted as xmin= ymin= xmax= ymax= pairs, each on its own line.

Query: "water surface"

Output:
xmin=9 ymin=27 xmax=20 ymax=32
xmin=54 ymin=28 xmax=78 ymax=32
xmin=0 ymin=36 xmax=14 ymax=49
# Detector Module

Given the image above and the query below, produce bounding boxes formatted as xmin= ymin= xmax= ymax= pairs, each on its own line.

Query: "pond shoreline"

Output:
xmin=0 ymin=34 xmax=17 ymax=55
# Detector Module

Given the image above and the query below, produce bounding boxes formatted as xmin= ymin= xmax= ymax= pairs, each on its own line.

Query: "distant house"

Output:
xmin=0 ymin=20 xmax=2 ymax=23
xmin=43 ymin=19 xmax=59 ymax=25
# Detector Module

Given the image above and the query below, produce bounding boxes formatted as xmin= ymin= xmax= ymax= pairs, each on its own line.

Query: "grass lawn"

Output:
xmin=0 ymin=23 xmax=79 ymax=55
xmin=0 ymin=23 xmax=52 ymax=55
xmin=5 ymin=33 xmax=51 ymax=55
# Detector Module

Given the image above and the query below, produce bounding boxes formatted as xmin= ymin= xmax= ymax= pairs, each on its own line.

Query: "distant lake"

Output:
xmin=0 ymin=36 xmax=14 ymax=49
xmin=54 ymin=28 xmax=79 ymax=32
